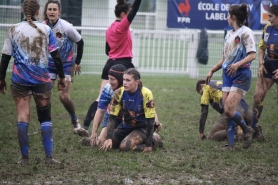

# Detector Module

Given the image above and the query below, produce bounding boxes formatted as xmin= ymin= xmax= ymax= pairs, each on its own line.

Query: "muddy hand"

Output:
xmin=75 ymin=64 xmax=81 ymax=75
xmin=100 ymin=139 xmax=112 ymax=152
xmin=0 ymin=80 xmax=7 ymax=94
xmin=58 ymin=78 xmax=67 ymax=91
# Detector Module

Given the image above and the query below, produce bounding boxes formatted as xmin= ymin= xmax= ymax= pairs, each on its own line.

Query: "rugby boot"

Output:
xmin=242 ymin=126 xmax=255 ymax=149
xmin=72 ymin=119 xmax=81 ymax=134
xmin=17 ymin=155 xmax=29 ymax=164
xmin=253 ymin=124 xmax=266 ymax=142
xmin=45 ymin=156 xmax=61 ymax=164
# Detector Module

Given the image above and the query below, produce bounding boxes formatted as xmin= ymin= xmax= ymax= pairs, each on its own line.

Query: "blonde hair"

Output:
xmin=22 ymin=0 xmax=43 ymax=34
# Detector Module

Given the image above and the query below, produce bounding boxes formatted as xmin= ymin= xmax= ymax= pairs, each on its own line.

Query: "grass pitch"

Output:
xmin=0 ymin=73 xmax=278 ymax=184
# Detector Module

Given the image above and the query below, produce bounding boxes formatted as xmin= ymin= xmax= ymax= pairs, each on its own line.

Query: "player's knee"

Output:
xmin=224 ymin=110 xmax=233 ymax=119
xmin=36 ymin=104 xmax=51 ymax=123
xmin=253 ymin=93 xmax=264 ymax=104
xmin=119 ymin=140 xmax=133 ymax=151
xmin=59 ymin=94 xmax=70 ymax=103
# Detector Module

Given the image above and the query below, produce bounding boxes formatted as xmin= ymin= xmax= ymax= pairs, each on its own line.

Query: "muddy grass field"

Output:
xmin=0 ymin=74 xmax=278 ymax=184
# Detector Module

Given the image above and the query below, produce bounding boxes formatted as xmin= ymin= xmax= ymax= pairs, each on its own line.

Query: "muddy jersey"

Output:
xmin=110 ymin=86 xmax=156 ymax=128
xmin=201 ymin=80 xmax=223 ymax=114
xmin=259 ymin=23 xmax=278 ymax=62
xmin=106 ymin=17 xmax=132 ymax=59
xmin=222 ymin=25 xmax=256 ymax=70
xmin=42 ymin=18 xmax=81 ymax=70
xmin=2 ymin=21 xmax=58 ymax=85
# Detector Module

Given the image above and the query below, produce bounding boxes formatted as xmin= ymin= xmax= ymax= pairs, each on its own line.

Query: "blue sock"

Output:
xmin=232 ymin=111 xmax=248 ymax=133
xmin=41 ymin=121 xmax=53 ymax=157
xmin=17 ymin=122 xmax=29 ymax=156
xmin=227 ymin=120 xmax=235 ymax=146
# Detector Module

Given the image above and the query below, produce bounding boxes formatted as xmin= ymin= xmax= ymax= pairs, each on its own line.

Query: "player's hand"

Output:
xmin=143 ymin=146 xmax=153 ymax=153
xmin=258 ymin=64 xmax=267 ymax=78
xmin=100 ymin=139 xmax=112 ymax=152
xmin=0 ymin=80 xmax=7 ymax=94
xmin=75 ymin=64 xmax=81 ymax=75
xmin=205 ymin=70 xmax=213 ymax=84
xmin=90 ymin=133 xmax=98 ymax=146
xmin=227 ymin=64 xmax=238 ymax=77
xmin=199 ymin=133 xmax=207 ymax=140
xmin=154 ymin=120 xmax=162 ymax=132
xmin=272 ymin=69 xmax=278 ymax=80
xmin=58 ymin=78 xmax=67 ymax=91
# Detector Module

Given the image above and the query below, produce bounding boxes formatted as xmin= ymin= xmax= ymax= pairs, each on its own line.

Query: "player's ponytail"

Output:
xmin=124 ymin=68 xmax=143 ymax=90
xmin=22 ymin=0 xmax=43 ymax=34
xmin=115 ymin=0 xmax=131 ymax=18
xmin=229 ymin=3 xmax=249 ymax=27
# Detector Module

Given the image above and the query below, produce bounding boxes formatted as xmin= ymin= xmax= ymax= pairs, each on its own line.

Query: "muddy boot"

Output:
xmin=253 ymin=124 xmax=266 ymax=142
xmin=242 ymin=127 xmax=255 ymax=149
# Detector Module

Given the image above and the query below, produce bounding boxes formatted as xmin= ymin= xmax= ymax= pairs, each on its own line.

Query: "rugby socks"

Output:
xmin=252 ymin=102 xmax=263 ymax=128
xmin=41 ymin=121 xmax=53 ymax=157
xmin=17 ymin=122 xmax=29 ymax=157
xmin=227 ymin=120 xmax=236 ymax=146
xmin=232 ymin=111 xmax=249 ymax=133
xmin=83 ymin=101 xmax=98 ymax=128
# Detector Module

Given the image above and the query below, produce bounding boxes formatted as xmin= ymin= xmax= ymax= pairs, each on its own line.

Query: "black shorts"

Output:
xmin=101 ymin=58 xmax=134 ymax=80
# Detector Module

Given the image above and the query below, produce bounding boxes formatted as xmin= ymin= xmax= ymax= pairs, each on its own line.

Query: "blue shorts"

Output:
xmin=222 ymin=68 xmax=251 ymax=96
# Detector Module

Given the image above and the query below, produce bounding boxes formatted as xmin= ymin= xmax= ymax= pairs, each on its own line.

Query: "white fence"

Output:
xmin=0 ymin=24 xmax=262 ymax=78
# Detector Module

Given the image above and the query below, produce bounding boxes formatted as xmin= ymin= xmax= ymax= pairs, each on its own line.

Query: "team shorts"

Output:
xmin=222 ymin=68 xmax=251 ymax=96
xmin=10 ymin=81 xmax=52 ymax=99
xmin=49 ymin=63 xmax=74 ymax=82
xmin=263 ymin=59 xmax=278 ymax=84
xmin=101 ymin=58 xmax=134 ymax=80
xmin=112 ymin=123 xmax=147 ymax=144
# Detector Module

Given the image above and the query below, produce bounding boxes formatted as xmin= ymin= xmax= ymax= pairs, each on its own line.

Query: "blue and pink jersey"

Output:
xmin=2 ymin=21 xmax=59 ymax=85
xmin=42 ymin=18 xmax=81 ymax=70
xmin=106 ymin=17 xmax=132 ymax=59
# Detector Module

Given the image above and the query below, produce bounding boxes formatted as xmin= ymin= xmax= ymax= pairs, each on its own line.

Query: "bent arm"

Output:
xmin=106 ymin=115 xmax=118 ymax=139
xmin=236 ymin=52 xmax=256 ymax=68
xmin=127 ymin=0 xmax=142 ymax=23
xmin=75 ymin=38 xmax=84 ymax=65
xmin=145 ymin=118 xmax=155 ymax=147
xmin=50 ymin=50 xmax=65 ymax=79
xmin=199 ymin=105 xmax=209 ymax=133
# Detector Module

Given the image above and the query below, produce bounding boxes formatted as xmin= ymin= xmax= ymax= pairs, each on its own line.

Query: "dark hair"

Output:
xmin=22 ymin=0 xmax=43 ymax=34
xmin=114 ymin=0 xmax=132 ymax=18
xmin=196 ymin=79 xmax=206 ymax=93
xmin=43 ymin=0 xmax=61 ymax=20
xmin=268 ymin=5 xmax=278 ymax=17
xmin=229 ymin=4 xmax=249 ymax=27
xmin=124 ymin=68 xmax=143 ymax=90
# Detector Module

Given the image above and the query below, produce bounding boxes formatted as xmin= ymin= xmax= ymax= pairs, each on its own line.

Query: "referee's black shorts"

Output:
xmin=101 ymin=58 xmax=134 ymax=80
